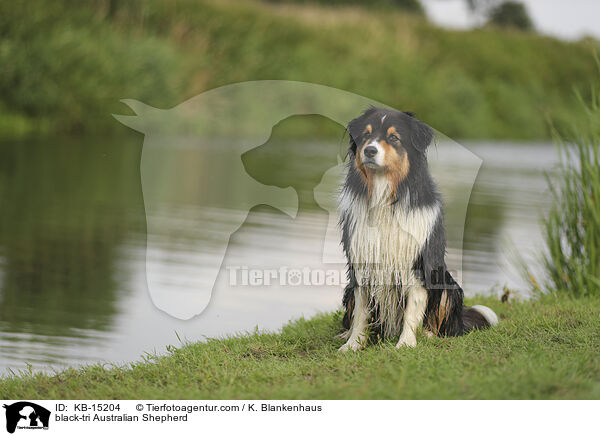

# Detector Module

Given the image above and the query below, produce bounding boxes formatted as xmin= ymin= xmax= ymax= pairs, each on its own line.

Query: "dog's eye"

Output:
xmin=388 ymin=134 xmax=400 ymax=143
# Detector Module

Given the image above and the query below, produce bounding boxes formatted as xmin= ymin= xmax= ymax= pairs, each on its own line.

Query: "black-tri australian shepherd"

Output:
xmin=339 ymin=107 xmax=497 ymax=351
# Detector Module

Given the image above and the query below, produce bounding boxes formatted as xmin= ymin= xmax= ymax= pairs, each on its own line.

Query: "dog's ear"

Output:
xmin=347 ymin=106 xmax=379 ymax=155
xmin=346 ymin=118 xmax=357 ymax=156
xmin=348 ymin=134 xmax=358 ymax=156
xmin=406 ymin=112 xmax=434 ymax=152
xmin=346 ymin=118 xmax=357 ymax=155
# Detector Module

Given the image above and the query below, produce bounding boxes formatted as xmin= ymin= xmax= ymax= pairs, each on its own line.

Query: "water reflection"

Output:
xmin=0 ymin=126 xmax=555 ymax=374
xmin=0 ymin=137 xmax=144 ymax=339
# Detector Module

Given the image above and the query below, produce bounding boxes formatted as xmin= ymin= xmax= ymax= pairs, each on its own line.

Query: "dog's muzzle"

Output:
xmin=361 ymin=141 xmax=385 ymax=169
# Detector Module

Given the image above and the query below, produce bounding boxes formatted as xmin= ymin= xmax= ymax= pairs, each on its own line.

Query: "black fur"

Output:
xmin=341 ymin=107 xmax=494 ymax=340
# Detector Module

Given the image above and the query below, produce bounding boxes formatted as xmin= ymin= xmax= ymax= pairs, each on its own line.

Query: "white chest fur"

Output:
xmin=339 ymin=174 xmax=440 ymax=334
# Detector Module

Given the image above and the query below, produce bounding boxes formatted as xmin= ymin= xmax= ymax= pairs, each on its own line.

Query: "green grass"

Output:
xmin=2 ymin=295 xmax=599 ymax=399
xmin=1 ymin=0 xmax=599 ymax=139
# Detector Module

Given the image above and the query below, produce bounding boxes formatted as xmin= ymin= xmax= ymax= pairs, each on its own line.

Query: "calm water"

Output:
xmin=0 ymin=132 xmax=557 ymax=375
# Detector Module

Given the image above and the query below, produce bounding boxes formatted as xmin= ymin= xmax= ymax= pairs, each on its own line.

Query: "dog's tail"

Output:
xmin=462 ymin=305 xmax=499 ymax=332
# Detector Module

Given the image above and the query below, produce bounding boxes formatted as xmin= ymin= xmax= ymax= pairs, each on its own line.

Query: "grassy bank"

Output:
xmin=1 ymin=0 xmax=598 ymax=139
xmin=1 ymin=295 xmax=599 ymax=399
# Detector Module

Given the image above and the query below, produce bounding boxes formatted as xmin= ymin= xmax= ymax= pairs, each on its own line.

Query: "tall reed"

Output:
xmin=533 ymin=65 xmax=600 ymax=296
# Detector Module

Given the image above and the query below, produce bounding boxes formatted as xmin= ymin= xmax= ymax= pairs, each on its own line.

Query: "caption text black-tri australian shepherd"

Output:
xmin=338 ymin=107 xmax=498 ymax=351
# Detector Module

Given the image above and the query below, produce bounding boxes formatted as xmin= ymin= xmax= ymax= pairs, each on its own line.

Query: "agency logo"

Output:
xmin=2 ymin=402 xmax=50 ymax=434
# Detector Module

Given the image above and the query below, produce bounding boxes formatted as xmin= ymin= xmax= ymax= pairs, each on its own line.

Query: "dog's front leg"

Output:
xmin=397 ymin=284 xmax=427 ymax=348
xmin=339 ymin=288 xmax=369 ymax=352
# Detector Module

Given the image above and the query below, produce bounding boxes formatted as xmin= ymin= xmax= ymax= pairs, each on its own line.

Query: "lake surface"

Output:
xmin=0 ymin=133 xmax=557 ymax=375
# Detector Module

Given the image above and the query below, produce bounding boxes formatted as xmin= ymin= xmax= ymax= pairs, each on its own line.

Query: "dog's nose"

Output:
xmin=364 ymin=146 xmax=378 ymax=158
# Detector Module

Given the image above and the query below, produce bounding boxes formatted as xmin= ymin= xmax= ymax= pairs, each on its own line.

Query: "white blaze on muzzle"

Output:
xmin=361 ymin=140 xmax=386 ymax=168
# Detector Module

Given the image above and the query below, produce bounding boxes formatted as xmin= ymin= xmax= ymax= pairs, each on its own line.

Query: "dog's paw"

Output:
xmin=336 ymin=330 xmax=351 ymax=341
xmin=424 ymin=329 xmax=435 ymax=338
xmin=396 ymin=334 xmax=417 ymax=348
xmin=338 ymin=338 xmax=364 ymax=352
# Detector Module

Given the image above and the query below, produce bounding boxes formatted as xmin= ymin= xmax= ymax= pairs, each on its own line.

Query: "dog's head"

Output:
xmin=347 ymin=107 xmax=434 ymax=187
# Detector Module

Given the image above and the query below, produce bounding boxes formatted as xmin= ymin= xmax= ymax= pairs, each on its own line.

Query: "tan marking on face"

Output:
xmin=354 ymin=149 xmax=372 ymax=192
xmin=363 ymin=124 xmax=372 ymax=135
xmin=380 ymin=140 xmax=409 ymax=196
xmin=386 ymin=126 xmax=398 ymax=137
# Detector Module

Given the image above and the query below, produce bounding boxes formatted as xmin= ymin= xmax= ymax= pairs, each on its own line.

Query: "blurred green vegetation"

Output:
xmin=0 ymin=0 xmax=598 ymax=139
xmin=263 ymin=0 xmax=425 ymax=14
xmin=488 ymin=1 xmax=534 ymax=31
